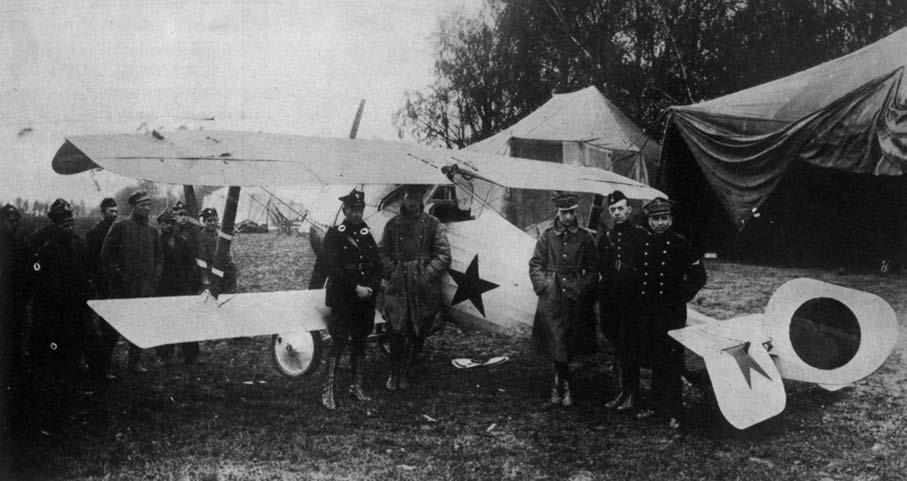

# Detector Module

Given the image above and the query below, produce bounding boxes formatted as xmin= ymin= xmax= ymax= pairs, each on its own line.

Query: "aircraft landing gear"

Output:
xmin=271 ymin=331 xmax=323 ymax=377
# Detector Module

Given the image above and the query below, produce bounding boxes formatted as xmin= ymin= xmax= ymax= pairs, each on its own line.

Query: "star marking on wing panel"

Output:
xmin=448 ymin=255 xmax=499 ymax=317
xmin=725 ymin=342 xmax=772 ymax=388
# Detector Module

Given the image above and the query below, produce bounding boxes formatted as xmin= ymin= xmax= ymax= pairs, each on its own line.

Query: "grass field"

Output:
xmin=5 ymin=232 xmax=907 ymax=481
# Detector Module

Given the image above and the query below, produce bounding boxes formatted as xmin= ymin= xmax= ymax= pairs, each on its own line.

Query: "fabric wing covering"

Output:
xmin=662 ymin=26 xmax=907 ymax=230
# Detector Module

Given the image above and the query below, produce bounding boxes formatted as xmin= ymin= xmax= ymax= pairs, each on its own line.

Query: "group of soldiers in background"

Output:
xmin=530 ymin=191 xmax=706 ymax=430
xmin=319 ymin=186 xmax=451 ymax=410
xmin=0 ymin=191 xmax=235 ymax=401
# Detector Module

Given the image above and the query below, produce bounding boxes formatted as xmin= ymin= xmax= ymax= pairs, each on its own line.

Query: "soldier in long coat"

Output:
xmin=529 ymin=193 xmax=598 ymax=408
xmin=378 ymin=185 xmax=451 ymax=391
xmin=84 ymin=197 xmax=119 ymax=380
xmin=155 ymin=209 xmax=200 ymax=363
xmin=28 ymin=199 xmax=91 ymax=378
xmin=101 ymin=191 xmax=162 ymax=373
xmin=597 ymin=191 xmax=650 ymax=412
xmin=320 ymin=189 xmax=382 ymax=409
xmin=634 ymin=198 xmax=706 ymax=430
xmin=1 ymin=205 xmax=29 ymax=389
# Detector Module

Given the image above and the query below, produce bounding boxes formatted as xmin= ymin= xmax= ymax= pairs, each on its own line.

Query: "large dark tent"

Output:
xmin=660 ymin=27 xmax=907 ymax=267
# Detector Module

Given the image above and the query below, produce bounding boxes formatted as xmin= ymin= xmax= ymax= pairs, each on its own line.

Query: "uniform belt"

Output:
xmin=545 ymin=267 xmax=588 ymax=274
xmin=342 ymin=263 xmax=373 ymax=271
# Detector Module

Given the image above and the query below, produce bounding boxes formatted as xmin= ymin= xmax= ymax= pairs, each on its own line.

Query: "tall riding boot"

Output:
xmin=349 ymin=355 xmax=372 ymax=402
xmin=398 ymin=347 xmax=416 ymax=391
xmin=561 ymin=375 xmax=574 ymax=408
xmin=321 ymin=356 xmax=338 ymax=410
xmin=385 ymin=361 xmax=399 ymax=391
xmin=605 ymin=365 xmax=626 ymax=409
xmin=549 ymin=373 xmax=562 ymax=405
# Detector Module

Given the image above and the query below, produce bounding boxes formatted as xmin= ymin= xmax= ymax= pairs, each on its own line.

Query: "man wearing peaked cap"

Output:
xmin=319 ymin=189 xmax=382 ymax=410
xmin=1 ymin=203 xmax=29 ymax=398
xmin=128 ymin=191 xmax=152 ymax=206
xmin=101 ymin=190 xmax=162 ymax=373
xmin=155 ymin=208 xmax=199 ymax=363
xmin=597 ymin=190 xmax=650 ymax=412
xmin=196 ymin=206 xmax=237 ymax=294
xmin=47 ymin=198 xmax=75 ymax=226
xmin=529 ymin=192 xmax=598 ymax=408
xmin=84 ymin=196 xmax=120 ymax=380
xmin=633 ymin=196 xmax=706 ymax=430
xmin=27 ymin=197 xmax=91 ymax=387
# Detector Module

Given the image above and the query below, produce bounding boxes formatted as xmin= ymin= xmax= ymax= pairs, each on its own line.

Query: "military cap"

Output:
xmin=172 ymin=200 xmax=188 ymax=213
xmin=403 ymin=184 xmax=425 ymax=197
xmin=552 ymin=193 xmax=578 ymax=210
xmin=100 ymin=197 xmax=117 ymax=209
xmin=200 ymin=207 xmax=219 ymax=221
xmin=0 ymin=204 xmax=21 ymax=221
xmin=338 ymin=189 xmax=366 ymax=208
xmin=643 ymin=197 xmax=674 ymax=216
xmin=128 ymin=191 xmax=151 ymax=205
xmin=157 ymin=209 xmax=176 ymax=224
xmin=48 ymin=198 xmax=74 ymax=224
xmin=606 ymin=190 xmax=628 ymax=206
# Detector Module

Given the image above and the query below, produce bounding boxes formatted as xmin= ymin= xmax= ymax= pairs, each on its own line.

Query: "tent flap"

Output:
xmin=669 ymin=67 xmax=907 ymax=228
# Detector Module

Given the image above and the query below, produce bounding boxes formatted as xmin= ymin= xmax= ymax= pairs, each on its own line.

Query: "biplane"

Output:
xmin=51 ymin=130 xmax=898 ymax=429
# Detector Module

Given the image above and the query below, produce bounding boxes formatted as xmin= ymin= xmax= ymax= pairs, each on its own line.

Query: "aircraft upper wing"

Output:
xmin=52 ymin=130 xmax=663 ymax=199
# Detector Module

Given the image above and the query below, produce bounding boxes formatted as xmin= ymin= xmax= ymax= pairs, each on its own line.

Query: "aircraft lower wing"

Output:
xmin=88 ymin=290 xmax=330 ymax=349
xmin=671 ymin=325 xmax=786 ymax=429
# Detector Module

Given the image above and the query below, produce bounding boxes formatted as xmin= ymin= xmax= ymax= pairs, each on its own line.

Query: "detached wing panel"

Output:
xmin=88 ymin=290 xmax=330 ymax=348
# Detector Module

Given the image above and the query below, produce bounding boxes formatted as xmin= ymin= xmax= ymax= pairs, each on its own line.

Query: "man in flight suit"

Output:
xmin=634 ymin=197 xmax=706 ymax=430
xmin=320 ymin=189 xmax=382 ymax=410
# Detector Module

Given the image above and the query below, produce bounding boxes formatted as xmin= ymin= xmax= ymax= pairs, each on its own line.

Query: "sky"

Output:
xmin=0 ymin=0 xmax=483 ymax=206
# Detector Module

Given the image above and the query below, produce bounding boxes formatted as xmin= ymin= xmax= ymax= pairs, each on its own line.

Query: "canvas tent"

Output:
xmin=467 ymin=86 xmax=660 ymax=229
xmin=660 ymin=27 xmax=907 ymax=265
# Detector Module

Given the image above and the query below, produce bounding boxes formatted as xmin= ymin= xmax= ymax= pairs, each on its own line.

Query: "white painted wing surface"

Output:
xmin=87 ymin=290 xmax=330 ymax=349
xmin=53 ymin=131 xmax=452 ymax=186
xmin=53 ymin=131 xmax=664 ymax=199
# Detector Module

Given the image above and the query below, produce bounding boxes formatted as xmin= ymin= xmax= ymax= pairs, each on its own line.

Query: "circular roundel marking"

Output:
xmin=338 ymin=225 xmax=346 ymax=232
xmin=789 ymin=297 xmax=861 ymax=370
xmin=360 ymin=227 xmax=369 ymax=235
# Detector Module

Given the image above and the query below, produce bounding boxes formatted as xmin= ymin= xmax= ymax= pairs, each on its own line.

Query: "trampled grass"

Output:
xmin=4 ymin=232 xmax=906 ymax=480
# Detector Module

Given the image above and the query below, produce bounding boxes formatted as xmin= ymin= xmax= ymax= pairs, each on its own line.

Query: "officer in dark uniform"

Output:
xmin=1 ymin=204 xmax=28 ymax=393
xmin=529 ymin=193 xmax=598 ymax=408
xmin=634 ymin=197 xmax=706 ymax=429
xmin=28 ymin=199 xmax=91 ymax=379
xmin=320 ymin=189 xmax=381 ymax=410
xmin=84 ymin=197 xmax=119 ymax=380
xmin=597 ymin=190 xmax=650 ymax=412
xmin=155 ymin=209 xmax=200 ymax=363
xmin=197 ymin=207 xmax=237 ymax=294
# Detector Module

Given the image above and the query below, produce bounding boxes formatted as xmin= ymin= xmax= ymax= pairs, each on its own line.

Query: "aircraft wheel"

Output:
xmin=271 ymin=331 xmax=323 ymax=377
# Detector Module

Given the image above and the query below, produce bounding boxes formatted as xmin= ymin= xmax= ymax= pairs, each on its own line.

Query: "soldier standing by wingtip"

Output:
xmin=529 ymin=193 xmax=598 ymax=408
xmin=101 ymin=191 xmax=162 ymax=373
xmin=319 ymin=189 xmax=382 ymax=410
xmin=634 ymin=197 xmax=706 ymax=430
